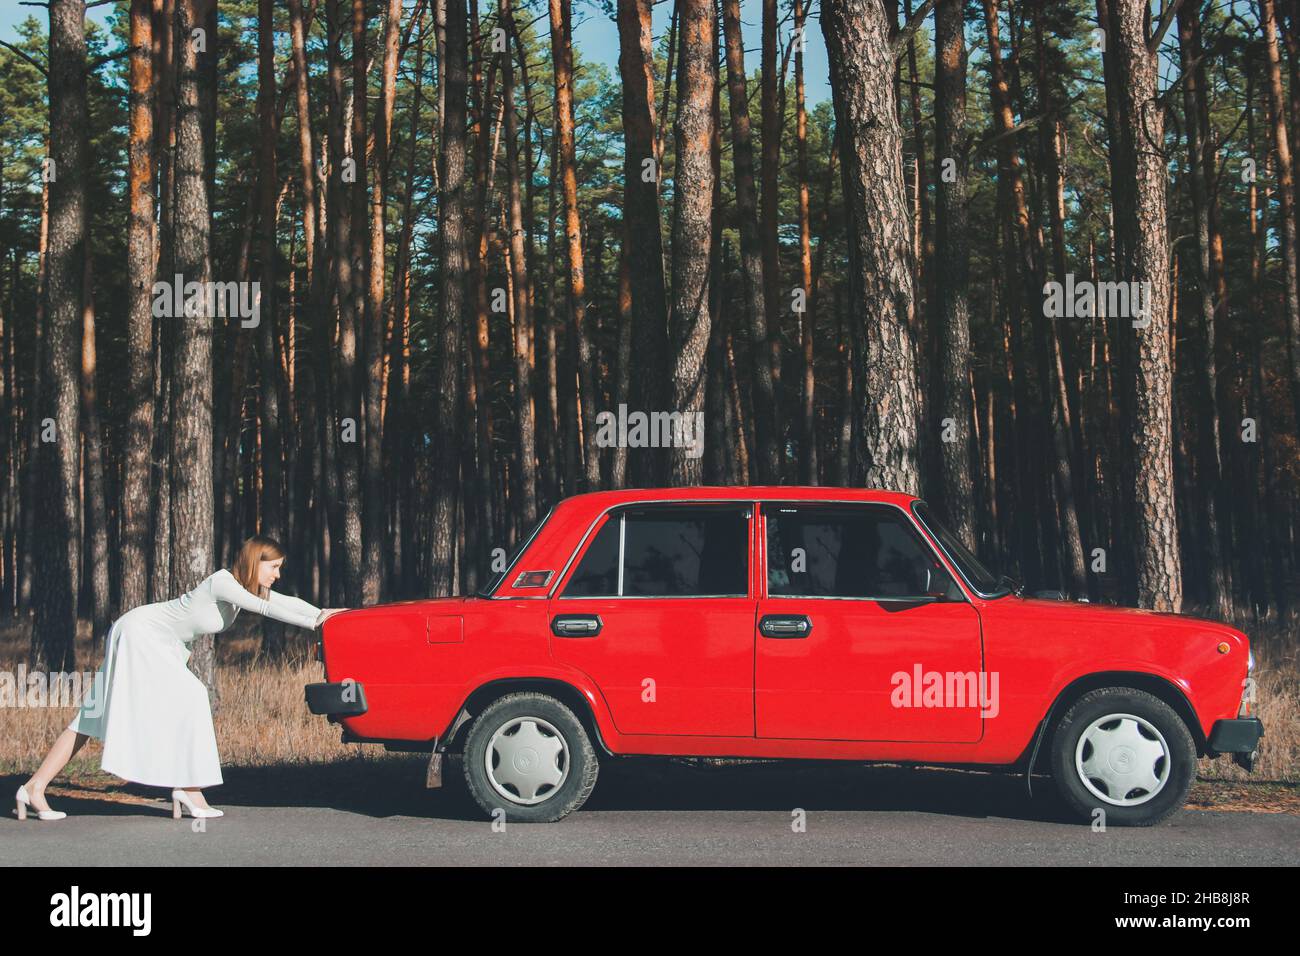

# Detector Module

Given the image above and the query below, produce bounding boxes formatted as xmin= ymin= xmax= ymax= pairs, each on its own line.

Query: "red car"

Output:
xmin=307 ymin=487 xmax=1263 ymax=825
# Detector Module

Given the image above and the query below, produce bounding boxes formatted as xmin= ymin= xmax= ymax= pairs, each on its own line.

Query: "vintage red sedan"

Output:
xmin=306 ymin=486 xmax=1262 ymax=825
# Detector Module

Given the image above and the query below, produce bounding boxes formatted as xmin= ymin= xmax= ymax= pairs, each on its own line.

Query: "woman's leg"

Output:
xmin=23 ymin=729 xmax=90 ymax=813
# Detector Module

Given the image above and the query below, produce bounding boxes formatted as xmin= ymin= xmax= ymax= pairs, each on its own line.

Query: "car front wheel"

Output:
xmin=461 ymin=692 xmax=600 ymax=822
xmin=1049 ymin=686 xmax=1196 ymax=827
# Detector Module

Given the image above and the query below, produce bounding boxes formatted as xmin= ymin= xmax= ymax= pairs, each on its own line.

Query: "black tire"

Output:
xmin=461 ymin=692 xmax=599 ymax=823
xmin=1049 ymin=686 xmax=1196 ymax=827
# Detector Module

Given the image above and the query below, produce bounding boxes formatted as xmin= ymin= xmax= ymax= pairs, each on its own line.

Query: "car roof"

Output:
xmin=487 ymin=486 xmax=925 ymax=598
xmin=554 ymin=486 xmax=921 ymax=511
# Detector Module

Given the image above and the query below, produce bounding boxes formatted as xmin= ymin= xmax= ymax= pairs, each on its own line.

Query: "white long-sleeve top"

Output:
xmin=161 ymin=568 xmax=324 ymax=640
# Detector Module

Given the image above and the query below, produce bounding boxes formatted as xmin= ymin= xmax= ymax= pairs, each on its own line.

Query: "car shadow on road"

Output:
xmin=7 ymin=756 xmax=1076 ymax=824
xmin=585 ymin=758 xmax=1075 ymax=823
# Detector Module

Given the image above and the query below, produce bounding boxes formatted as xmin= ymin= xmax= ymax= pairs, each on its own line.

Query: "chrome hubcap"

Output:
xmin=1075 ymin=713 xmax=1171 ymax=807
xmin=485 ymin=716 xmax=569 ymax=805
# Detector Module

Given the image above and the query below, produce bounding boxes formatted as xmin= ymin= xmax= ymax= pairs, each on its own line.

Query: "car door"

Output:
xmin=549 ymin=503 xmax=757 ymax=737
xmin=755 ymin=502 xmax=986 ymax=743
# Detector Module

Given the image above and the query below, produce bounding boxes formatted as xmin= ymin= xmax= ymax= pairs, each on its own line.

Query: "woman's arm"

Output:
xmin=210 ymin=570 xmax=323 ymax=629
xmin=266 ymin=589 xmax=324 ymax=623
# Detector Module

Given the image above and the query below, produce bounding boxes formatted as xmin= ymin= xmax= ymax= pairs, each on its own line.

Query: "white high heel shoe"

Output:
xmin=15 ymin=785 xmax=67 ymax=821
xmin=172 ymin=789 xmax=223 ymax=819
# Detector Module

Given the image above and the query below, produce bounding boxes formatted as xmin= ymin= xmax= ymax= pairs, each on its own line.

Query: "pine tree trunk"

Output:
xmin=667 ymin=0 xmax=715 ymax=486
xmin=932 ymin=0 xmax=976 ymax=547
xmin=795 ymin=0 xmax=817 ymax=484
xmin=171 ymin=0 xmax=218 ymax=691
xmin=121 ymin=0 xmax=156 ymax=614
xmin=1107 ymin=0 xmax=1182 ymax=611
xmin=617 ymin=0 xmax=671 ymax=487
xmin=550 ymin=0 xmax=601 ymax=489
xmin=361 ymin=0 xmax=404 ymax=604
xmin=721 ymin=0 xmax=780 ymax=483
xmin=431 ymin=0 xmax=469 ymax=596
xmin=822 ymin=0 xmax=922 ymax=494
xmin=1177 ymin=0 xmax=1229 ymax=616
xmin=503 ymin=0 xmax=537 ymax=526
xmin=1260 ymin=0 xmax=1300 ymax=427
xmin=34 ymin=0 xmax=88 ymax=671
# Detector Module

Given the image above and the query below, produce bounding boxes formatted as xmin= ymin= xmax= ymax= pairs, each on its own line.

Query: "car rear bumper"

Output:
xmin=1208 ymin=717 xmax=1264 ymax=771
xmin=305 ymin=680 xmax=368 ymax=718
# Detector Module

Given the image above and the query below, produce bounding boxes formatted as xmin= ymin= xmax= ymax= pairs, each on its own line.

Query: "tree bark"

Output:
xmin=822 ymin=0 xmax=922 ymax=494
xmin=431 ymin=0 xmax=469 ymax=596
xmin=667 ymin=0 xmax=715 ymax=486
xmin=35 ymin=0 xmax=88 ymax=671
xmin=171 ymin=0 xmax=218 ymax=690
xmin=1107 ymin=0 xmax=1182 ymax=611
xmin=617 ymin=0 xmax=671 ymax=486
xmin=503 ymin=0 xmax=537 ymax=525
xmin=122 ymin=0 xmax=156 ymax=614
xmin=1176 ymin=0 xmax=1229 ymax=616
xmin=722 ymin=0 xmax=780 ymax=483
xmin=932 ymin=0 xmax=976 ymax=547
xmin=1260 ymin=0 xmax=1300 ymax=428
xmin=549 ymin=0 xmax=601 ymax=489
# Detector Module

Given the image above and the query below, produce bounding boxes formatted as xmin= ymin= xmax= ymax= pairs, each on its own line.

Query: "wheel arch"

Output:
xmin=1027 ymin=670 xmax=1208 ymax=773
xmin=443 ymin=678 xmax=616 ymax=757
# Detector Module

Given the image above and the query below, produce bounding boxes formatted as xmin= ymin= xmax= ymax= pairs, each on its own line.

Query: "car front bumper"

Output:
xmin=305 ymin=680 xmax=368 ymax=718
xmin=1208 ymin=717 xmax=1264 ymax=771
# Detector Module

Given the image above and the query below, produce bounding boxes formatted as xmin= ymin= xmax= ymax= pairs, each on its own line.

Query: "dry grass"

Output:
xmin=0 ymin=615 xmax=393 ymax=777
xmin=1 ymin=604 xmax=1297 ymax=785
xmin=1193 ymin=607 xmax=1299 ymax=783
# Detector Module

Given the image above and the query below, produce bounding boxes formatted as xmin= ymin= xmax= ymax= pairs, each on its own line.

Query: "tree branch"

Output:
xmin=892 ymin=0 xmax=936 ymax=61
xmin=1147 ymin=0 xmax=1185 ymax=55
xmin=0 ymin=39 xmax=48 ymax=77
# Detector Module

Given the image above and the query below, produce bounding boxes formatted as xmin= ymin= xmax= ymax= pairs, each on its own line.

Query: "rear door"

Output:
xmin=755 ymin=502 xmax=986 ymax=742
xmin=549 ymin=503 xmax=756 ymax=736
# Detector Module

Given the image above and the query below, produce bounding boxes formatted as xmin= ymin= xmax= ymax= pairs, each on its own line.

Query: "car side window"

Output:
xmin=765 ymin=505 xmax=959 ymax=600
xmin=563 ymin=516 xmax=621 ymax=597
xmin=562 ymin=507 xmax=750 ymax=597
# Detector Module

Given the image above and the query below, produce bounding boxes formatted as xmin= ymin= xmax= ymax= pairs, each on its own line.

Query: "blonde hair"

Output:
xmin=230 ymin=535 xmax=286 ymax=598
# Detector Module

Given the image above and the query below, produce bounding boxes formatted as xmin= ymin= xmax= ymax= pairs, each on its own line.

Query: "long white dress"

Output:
xmin=66 ymin=569 xmax=324 ymax=788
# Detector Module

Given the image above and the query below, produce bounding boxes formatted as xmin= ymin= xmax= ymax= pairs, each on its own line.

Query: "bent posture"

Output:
xmin=16 ymin=535 xmax=346 ymax=821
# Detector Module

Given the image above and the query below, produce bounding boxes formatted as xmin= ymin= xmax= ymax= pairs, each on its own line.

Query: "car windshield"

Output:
xmin=477 ymin=506 xmax=555 ymax=597
xmin=911 ymin=501 xmax=1009 ymax=597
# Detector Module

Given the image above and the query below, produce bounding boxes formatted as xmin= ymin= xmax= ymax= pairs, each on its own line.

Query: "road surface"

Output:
xmin=5 ymin=759 xmax=1296 ymax=865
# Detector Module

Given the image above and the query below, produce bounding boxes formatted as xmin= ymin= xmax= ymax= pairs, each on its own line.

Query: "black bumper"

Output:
xmin=305 ymin=680 xmax=368 ymax=717
xmin=1208 ymin=717 xmax=1264 ymax=771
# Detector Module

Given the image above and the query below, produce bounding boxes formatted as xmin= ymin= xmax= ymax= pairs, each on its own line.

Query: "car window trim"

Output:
xmin=909 ymin=500 xmax=1008 ymax=598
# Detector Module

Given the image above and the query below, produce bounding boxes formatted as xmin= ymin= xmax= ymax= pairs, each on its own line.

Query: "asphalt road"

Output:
xmin=4 ymin=759 xmax=1297 ymax=865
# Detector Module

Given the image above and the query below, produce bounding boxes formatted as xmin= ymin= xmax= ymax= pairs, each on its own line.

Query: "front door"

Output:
xmin=549 ymin=503 xmax=756 ymax=736
xmin=755 ymin=502 xmax=986 ymax=743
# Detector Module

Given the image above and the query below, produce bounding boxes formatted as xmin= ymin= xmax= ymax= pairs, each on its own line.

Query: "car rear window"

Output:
xmin=562 ymin=506 xmax=750 ymax=597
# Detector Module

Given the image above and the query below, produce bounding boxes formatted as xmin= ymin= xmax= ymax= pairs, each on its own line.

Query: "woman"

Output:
xmin=15 ymin=535 xmax=347 ymax=821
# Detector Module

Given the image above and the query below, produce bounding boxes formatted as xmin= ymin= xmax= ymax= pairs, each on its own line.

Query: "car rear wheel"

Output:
xmin=461 ymin=692 xmax=599 ymax=822
xmin=1049 ymin=687 xmax=1196 ymax=827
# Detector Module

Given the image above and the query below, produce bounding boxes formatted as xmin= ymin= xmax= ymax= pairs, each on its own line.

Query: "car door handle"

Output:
xmin=551 ymin=614 xmax=603 ymax=637
xmin=759 ymin=614 xmax=813 ymax=638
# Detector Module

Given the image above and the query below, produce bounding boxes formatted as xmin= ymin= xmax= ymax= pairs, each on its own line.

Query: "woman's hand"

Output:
xmin=316 ymin=608 xmax=349 ymax=626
